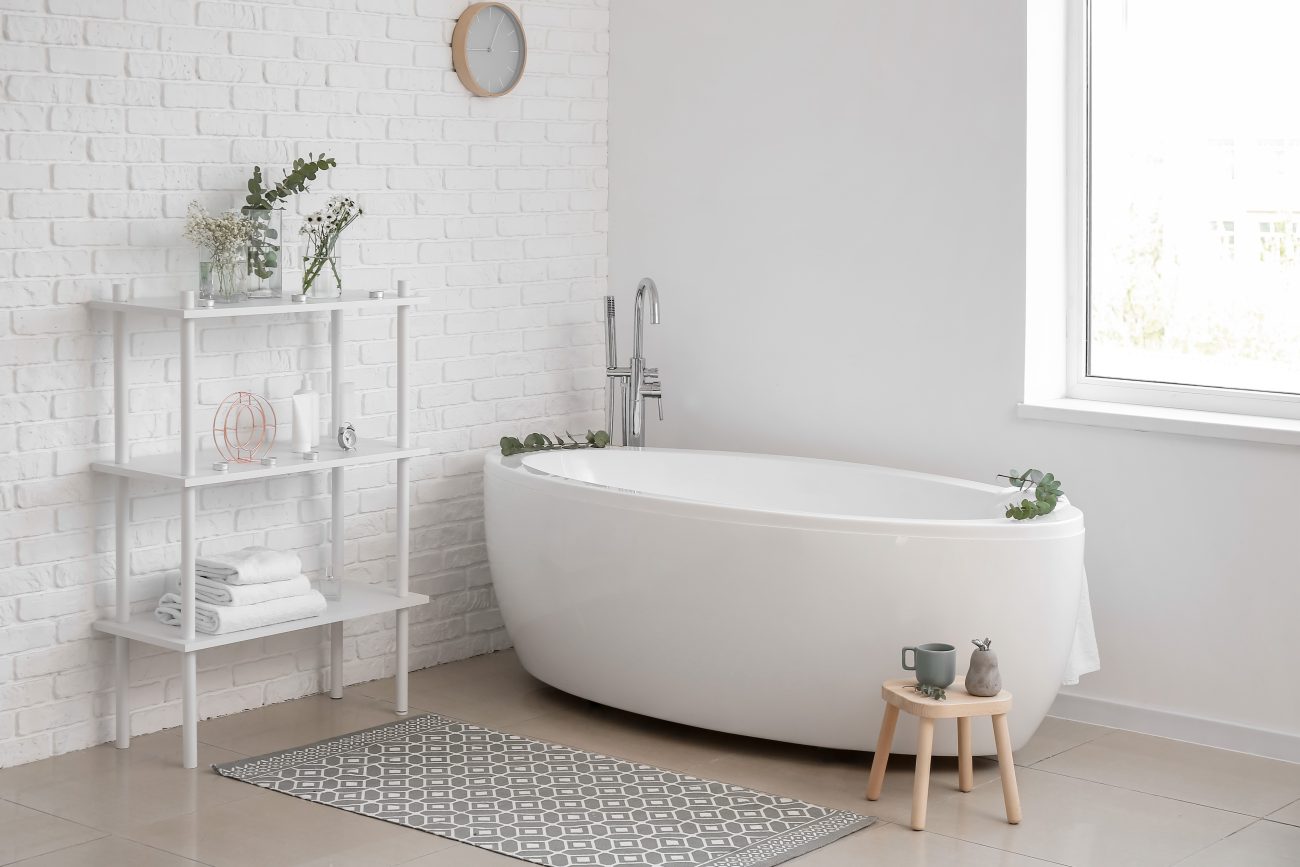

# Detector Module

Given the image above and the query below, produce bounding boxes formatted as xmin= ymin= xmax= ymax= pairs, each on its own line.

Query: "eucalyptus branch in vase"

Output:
xmin=299 ymin=196 xmax=362 ymax=297
xmin=243 ymin=153 xmax=336 ymax=284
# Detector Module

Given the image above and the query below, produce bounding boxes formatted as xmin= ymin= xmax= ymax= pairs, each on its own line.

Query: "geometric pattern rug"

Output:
xmin=213 ymin=714 xmax=875 ymax=867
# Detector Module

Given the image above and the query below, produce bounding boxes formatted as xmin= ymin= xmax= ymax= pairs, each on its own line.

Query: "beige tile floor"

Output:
xmin=2 ymin=649 xmax=1298 ymax=867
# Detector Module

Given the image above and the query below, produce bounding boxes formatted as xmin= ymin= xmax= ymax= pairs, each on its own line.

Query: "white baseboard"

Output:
xmin=1050 ymin=693 xmax=1300 ymax=765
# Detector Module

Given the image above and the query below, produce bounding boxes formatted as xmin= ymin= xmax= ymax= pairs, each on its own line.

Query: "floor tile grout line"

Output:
xmin=1027 ymin=764 xmax=1276 ymax=821
xmin=1022 ymin=728 xmax=1113 ymax=768
xmin=909 ymin=824 xmax=1073 ymax=866
xmin=127 ymin=833 xmax=222 ymax=867
xmin=1167 ymin=817 xmax=1265 ymax=866
xmin=0 ymin=795 xmax=111 ymax=864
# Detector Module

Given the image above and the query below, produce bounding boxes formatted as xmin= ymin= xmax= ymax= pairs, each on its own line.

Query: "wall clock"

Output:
xmin=452 ymin=3 xmax=527 ymax=98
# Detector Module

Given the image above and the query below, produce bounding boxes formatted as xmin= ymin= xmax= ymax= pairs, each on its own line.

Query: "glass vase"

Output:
xmin=198 ymin=261 xmax=214 ymax=304
xmin=244 ymin=208 xmax=283 ymax=299
xmin=205 ymin=259 xmax=243 ymax=304
xmin=302 ymin=239 xmax=342 ymax=299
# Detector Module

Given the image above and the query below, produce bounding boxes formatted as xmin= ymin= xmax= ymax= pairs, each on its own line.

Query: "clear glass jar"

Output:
xmin=198 ymin=261 xmax=214 ymax=303
xmin=244 ymin=208 xmax=283 ymax=299
xmin=302 ymin=238 xmax=342 ymax=299
xmin=318 ymin=569 xmax=342 ymax=602
xmin=205 ymin=258 xmax=244 ymax=304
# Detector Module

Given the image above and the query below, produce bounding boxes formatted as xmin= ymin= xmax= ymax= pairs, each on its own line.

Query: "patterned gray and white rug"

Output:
xmin=214 ymin=713 xmax=874 ymax=867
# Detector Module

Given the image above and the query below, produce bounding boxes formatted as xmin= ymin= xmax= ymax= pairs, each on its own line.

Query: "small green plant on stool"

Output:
xmin=910 ymin=683 xmax=947 ymax=701
xmin=997 ymin=468 xmax=1064 ymax=520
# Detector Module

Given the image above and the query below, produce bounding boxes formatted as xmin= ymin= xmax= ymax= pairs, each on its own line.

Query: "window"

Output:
xmin=1075 ymin=0 xmax=1300 ymax=418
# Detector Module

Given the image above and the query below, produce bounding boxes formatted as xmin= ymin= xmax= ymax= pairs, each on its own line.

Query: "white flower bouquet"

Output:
xmin=299 ymin=196 xmax=363 ymax=297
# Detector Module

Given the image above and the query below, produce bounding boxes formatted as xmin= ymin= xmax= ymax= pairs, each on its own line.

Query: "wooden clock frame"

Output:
xmin=452 ymin=2 xmax=528 ymax=98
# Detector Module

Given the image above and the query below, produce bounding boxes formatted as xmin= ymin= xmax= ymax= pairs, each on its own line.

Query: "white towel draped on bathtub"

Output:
xmin=1062 ymin=568 xmax=1100 ymax=685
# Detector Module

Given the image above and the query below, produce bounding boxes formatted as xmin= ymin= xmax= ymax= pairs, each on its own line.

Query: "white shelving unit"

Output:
xmin=91 ymin=283 xmax=431 ymax=768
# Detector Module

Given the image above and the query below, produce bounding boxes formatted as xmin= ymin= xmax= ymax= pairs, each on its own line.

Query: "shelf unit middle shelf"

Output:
xmin=93 ymin=441 xmax=430 ymax=487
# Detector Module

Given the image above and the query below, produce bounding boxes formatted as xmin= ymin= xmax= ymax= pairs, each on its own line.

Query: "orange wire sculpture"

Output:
xmin=212 ymin=391 xmax=277 ymax=464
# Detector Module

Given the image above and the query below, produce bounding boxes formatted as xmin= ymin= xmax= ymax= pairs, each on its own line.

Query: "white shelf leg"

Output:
xmin=330 ymin=462 xmax=344 ymax=682
xmin=178 ymin=289 xmax=199 ymax=768
xmin=329 ymin=622 xmax=344 ymax=699
xmin=328 ymin=309 xmax=347 ymax=701
xmin=112 ymin=282 xmax=131 ymax=749
xmin=180 ymin=486 xmax=196 ymax=767
xmin=114 ymin=636 xmax=130 ymax=748
xmin=330 ymin=310 xmax=343 ymax=437
xmin=181 ymin=651 xmax=197 ymax=769
xmin=395 ymin=608 xmax=409 ymax=716
xmin=395 ymin=280 xmax=410 ymax=716
xmin=180 ymin=298 xmax=195 ymax=477
xmin=396 ymin=457 xmax=409 ymax=716
xmin=114 ymin=480 xmax=130 ymax=749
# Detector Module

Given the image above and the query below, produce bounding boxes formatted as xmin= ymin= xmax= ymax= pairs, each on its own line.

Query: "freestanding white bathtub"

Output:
xmin=484 ymin=448 xmax=1085 ymax=756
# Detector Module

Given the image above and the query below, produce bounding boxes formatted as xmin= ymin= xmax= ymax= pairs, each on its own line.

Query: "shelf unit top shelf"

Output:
xmin=88 ymin=291 xmax=419 ymax=319
xmin=92 ymin=440 xmax=430 ymax=487
xmin=94 ymin=585 xmax=430 ymax=652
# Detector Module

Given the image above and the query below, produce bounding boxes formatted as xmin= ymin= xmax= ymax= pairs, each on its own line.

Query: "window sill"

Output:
xmin=1018 ymin=398 xmax=1300 ymax=447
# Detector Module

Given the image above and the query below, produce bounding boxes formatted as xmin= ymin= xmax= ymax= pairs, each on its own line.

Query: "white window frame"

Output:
xmin=1020 ymin=0 xmax=1300 ymax=444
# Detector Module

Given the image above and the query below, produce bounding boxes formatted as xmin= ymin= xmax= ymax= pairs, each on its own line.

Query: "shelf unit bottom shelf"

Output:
xmin=93 ymin=585 xmax=429 ymax=652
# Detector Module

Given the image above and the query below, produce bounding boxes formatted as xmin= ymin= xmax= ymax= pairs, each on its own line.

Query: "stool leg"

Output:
xmin=865 ymin=704 xmax=899 ymax=801
xmin=957 ymin=716 xmax=973 ymax=792
xmin=910 ymin=716 xmax=935 ymax=831
xmin=992 ymin=713 xmax=1021 ymax=824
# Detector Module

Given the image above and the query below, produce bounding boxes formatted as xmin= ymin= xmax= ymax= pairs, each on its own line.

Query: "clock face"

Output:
xmin=455 ymin=3 xmax=526 ymax=97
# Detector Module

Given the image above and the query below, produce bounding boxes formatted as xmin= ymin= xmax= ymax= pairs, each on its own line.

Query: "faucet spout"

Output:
xmin=633 ymin=277 xmax=659 ymax=361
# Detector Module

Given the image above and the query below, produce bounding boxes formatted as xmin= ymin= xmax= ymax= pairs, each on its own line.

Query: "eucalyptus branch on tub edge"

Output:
xmin=996 ymin=468 xmax=1064 ymax=520
xmin=500 ymin=430 xmax=611 ymax=456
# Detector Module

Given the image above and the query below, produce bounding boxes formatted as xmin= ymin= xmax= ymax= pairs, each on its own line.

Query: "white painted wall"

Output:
xmin=609 ymin=0 xmax=1299 ymax=751
xmin=0 ymin=0 xmax=607 ymax=767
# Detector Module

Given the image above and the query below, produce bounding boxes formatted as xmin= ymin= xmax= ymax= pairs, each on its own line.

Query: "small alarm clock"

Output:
xmin=337 ymin=423 xmax=357 ymax=452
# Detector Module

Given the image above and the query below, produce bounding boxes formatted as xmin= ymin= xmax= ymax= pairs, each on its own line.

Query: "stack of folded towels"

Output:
xmin=154 ymin=547 xmax=327 ymax=635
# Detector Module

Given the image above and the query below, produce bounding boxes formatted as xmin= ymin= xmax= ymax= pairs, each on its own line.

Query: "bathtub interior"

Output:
xmin=520 ymin=448 xmax=1029 ymax=521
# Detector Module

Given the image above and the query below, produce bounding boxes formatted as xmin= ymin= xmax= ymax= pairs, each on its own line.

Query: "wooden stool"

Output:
xmin=864 ymin=676 xmax=1021 ymax=831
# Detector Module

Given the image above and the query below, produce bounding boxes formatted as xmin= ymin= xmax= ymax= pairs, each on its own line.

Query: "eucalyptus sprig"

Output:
xmin=910 ymin=683 xmax=947 ymax=701
xmin=500 ymin=430 xmax=610 ymax=456
xmin=997 ymin=468 xmax=1064 ymax=520
xmin=243 ymin=153 xmax=336 ymax=211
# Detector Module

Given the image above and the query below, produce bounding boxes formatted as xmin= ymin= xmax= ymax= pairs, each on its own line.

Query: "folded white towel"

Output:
xmin=195 ymin=547 xmax=303 ymax=585
xmin=154 ymin=590 xmax=327 ymax=635
xmin=165 ymin=570 xmax=312 ymax=607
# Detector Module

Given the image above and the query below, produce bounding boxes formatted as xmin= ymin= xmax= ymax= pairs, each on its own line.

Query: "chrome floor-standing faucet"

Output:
xmin=605 ymin=278 xmax=661 ymax=446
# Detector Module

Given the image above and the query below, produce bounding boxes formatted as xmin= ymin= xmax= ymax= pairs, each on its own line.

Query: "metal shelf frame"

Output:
xmin=91 ymin=282 xmax=427 ymax=768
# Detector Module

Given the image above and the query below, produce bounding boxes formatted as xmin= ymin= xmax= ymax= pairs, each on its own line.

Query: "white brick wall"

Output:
xmin=0 ymin=0 xmax=609 ymax=767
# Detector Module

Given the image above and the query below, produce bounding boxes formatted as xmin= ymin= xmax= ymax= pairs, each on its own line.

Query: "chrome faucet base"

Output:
xmin=605 ymin=279 xmax=662 ymax=447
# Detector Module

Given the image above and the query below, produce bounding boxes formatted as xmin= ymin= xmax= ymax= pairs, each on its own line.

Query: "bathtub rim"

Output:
xmin=484 ymin=447 xmax=1084 ymax=541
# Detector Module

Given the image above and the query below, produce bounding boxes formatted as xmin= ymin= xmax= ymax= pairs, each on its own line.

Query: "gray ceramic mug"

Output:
xmin=901 ymin=643 xmax=957 ymax=688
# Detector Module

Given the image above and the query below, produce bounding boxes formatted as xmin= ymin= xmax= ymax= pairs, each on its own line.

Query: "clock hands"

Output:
xmin=488 ymin=9 xmax=504 ymax=53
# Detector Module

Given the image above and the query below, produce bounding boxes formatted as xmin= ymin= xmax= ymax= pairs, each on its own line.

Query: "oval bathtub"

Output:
xmin=484 ymin=448 xmax=1085 ymax=757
